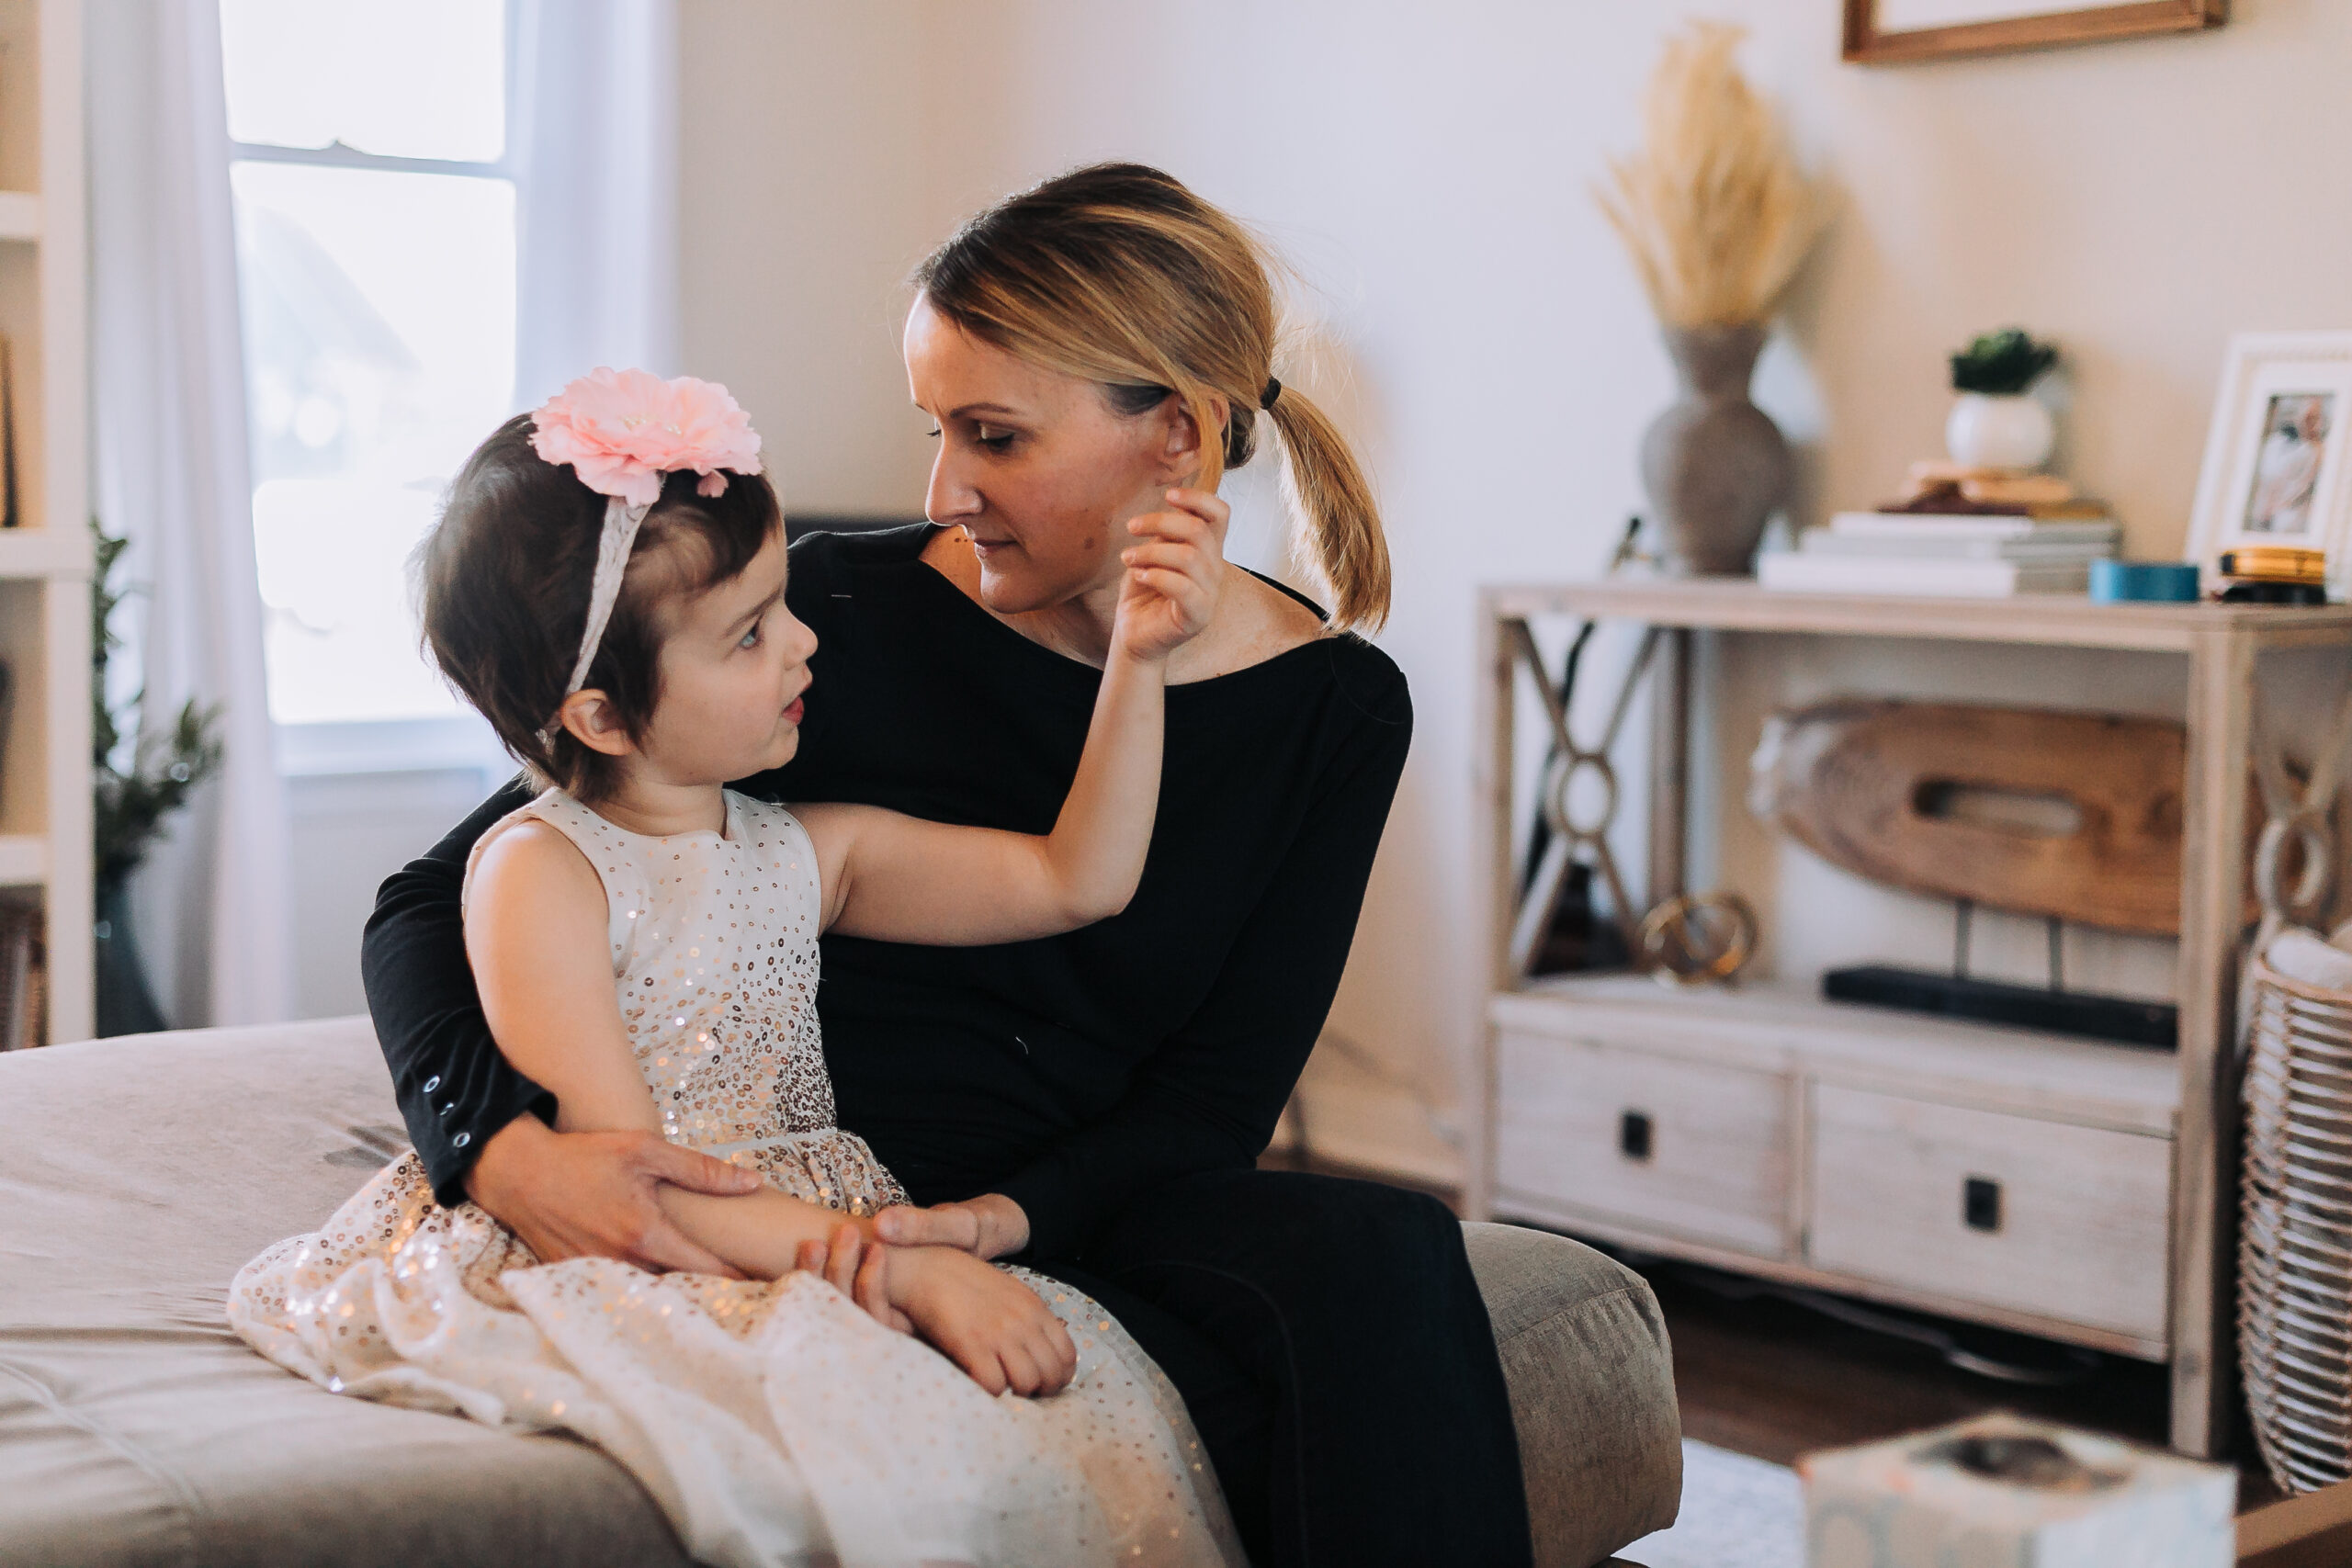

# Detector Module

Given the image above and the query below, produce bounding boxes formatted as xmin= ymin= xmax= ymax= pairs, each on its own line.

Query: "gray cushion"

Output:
xmin=0 ymin=1021 xmax=1679 ymax=1567
xmin=1464 ymin=1224 xmax=1683 ymax=1566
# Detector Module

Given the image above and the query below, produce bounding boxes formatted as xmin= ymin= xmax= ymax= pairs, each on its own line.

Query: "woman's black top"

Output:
xmin=362 ymin=525 xmax=1412 ymax=1260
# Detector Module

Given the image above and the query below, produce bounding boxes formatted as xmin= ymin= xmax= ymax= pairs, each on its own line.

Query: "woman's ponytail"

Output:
xmin=915 ymin=163 xmax=1393 ymax=632
xmin=1265 ymin=384 xmax=1390 ymax=632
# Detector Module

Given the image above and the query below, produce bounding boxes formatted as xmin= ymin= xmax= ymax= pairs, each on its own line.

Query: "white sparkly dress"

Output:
xmin=230 ymin=788 xmax=1241 ymax=1568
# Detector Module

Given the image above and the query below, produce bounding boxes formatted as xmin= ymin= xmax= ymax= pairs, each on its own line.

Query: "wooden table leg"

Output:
xmin=1649 ymin=626 xmax=1691 ymax=910
xmin=1468 ymin=599 xmax=1516 ymax=1222
xmin=2174 ymin=628 xmax=2254 ymax=1457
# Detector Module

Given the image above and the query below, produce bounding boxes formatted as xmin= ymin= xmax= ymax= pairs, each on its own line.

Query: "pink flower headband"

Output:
xmin=530 ymin=367 xmax=764 ymax=703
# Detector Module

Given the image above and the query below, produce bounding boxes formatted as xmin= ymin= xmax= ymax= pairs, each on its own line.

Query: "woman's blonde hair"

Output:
xmin=913 ymin=163 xmax=1390 ymax=631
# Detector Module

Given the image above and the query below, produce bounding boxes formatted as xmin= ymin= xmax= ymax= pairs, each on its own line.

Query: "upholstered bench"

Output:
xmin=0 ymin=1020 xmax=1679 ymax=1567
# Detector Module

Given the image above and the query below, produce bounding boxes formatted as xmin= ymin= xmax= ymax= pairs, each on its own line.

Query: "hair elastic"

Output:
xmin=1261 ymin=378 xmax=1282 ymax=411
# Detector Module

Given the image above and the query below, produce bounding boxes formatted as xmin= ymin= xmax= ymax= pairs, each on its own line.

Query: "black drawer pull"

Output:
xmin=1619 ymin=1110 xmax=1654 ymax=1162
xmin=1963 ymin=1176 xmax=2003 ymax=1233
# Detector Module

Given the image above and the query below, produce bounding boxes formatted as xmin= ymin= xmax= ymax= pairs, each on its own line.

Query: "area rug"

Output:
xmin=1619 ymin=1439 xmax=1804 ymax=1568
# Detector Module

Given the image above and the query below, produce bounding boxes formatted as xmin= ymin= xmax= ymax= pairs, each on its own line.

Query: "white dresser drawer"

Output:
xmin=1807 ymin=1085 xmax=2171 ymax=1342
xmin=1495 ymin=1031 xmax=1792 ymax=1256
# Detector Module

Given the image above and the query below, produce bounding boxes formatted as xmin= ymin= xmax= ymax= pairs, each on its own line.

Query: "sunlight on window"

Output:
xmin=220 ymin=0 xmax=506 ymax=163
xmin=232 ymin=162 xmax=515 ymax=724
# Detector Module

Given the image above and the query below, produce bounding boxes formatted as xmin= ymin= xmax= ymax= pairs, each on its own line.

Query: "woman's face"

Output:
xmin=904 ymin=296 xmax=1197 ymax=615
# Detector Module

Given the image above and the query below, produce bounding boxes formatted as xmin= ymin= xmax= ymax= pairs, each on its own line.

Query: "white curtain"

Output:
xmin=514 ymin=0 xmax=680 ymax=402
xmin=87 ymin=0 xmax=295 ymax=1028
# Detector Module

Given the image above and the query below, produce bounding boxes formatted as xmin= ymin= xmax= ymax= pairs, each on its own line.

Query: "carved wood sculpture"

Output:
xmin=1749 ymin=699 xmax=2188 ymax=936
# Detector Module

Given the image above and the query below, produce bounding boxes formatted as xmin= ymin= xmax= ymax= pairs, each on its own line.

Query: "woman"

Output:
xmin=366 ymin=163 xmax=1532 ymax=1567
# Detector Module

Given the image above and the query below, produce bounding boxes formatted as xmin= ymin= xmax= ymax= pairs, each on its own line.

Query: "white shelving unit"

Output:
xmin=0 ymin=0 xmax=91 ymax=1044
xmin=1472 ymin=580 xmax=2352 ymax=1460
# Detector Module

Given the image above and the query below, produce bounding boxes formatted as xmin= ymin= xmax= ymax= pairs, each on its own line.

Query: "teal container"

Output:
xmin=2090 ymin=559 xmax=2199 ymax=603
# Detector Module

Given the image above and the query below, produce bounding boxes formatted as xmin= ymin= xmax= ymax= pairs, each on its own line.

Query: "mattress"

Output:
xmin=0 ymin=1019 xmax=1679 ymax=1568
xmin=0 ymin=1020 xmax=692 ymax=1568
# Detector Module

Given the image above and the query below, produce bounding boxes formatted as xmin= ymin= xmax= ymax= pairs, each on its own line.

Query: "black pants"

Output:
xmin=1031 ymin=1168 xmax=1532 ymax=1568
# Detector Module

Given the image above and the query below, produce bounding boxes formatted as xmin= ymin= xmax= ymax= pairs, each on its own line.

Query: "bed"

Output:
xmin=0 ymin=1019 xmax=1679 ymax=1567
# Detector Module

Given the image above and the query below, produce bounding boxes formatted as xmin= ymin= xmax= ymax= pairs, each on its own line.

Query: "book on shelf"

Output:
xmin=1797 ymin=528 xmax=2111 ymax=563
xmin=1827 ymin=510 xmax=2120 ymax=545
xmin=1758 ymin=550 xmax=2091 ymax=597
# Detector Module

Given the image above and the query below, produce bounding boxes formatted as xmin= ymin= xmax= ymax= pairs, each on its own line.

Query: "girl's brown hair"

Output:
xmin=913 ymin=163 xmax=1390 ymax=630
xmin=417 ymin=412 xmax=781 ymax=802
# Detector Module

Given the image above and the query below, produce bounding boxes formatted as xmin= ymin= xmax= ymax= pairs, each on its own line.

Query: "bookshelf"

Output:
xmin=0 ymin=0 xmax=90 ymax=1044
xmin=1472 ymin=579 xmax=2352 ymax=1460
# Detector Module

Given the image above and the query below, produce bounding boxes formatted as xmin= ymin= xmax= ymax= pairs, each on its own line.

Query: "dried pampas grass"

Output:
xmin=1598 ymin=23 xmax=1824 ymax=330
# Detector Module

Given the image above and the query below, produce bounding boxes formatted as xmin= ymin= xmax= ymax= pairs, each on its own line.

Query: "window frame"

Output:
xmin=225 ymin=0 xmax=530 ymax=776
xmin=224 ymin=1 xmax=529 ymax=183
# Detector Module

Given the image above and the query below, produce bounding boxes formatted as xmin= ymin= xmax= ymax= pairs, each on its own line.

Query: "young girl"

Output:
xmin=229 ymin=369 xmax=1242 ymax=1568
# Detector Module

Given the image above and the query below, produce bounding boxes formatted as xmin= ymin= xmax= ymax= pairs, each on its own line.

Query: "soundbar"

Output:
xmin=1822 ymin=964 xmax=2177 ymax=1050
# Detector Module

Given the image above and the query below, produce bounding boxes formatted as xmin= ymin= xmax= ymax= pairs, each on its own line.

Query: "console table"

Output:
xmin=1469 ymin=580 xmax=2352 ymax=1458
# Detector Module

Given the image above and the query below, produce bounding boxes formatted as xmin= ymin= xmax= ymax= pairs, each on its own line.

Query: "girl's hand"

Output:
xmin=887 ymin=1246 xmax=1079 ymax=1397
xmin=794 ymin=1219 xmax=911 ymax=1333
xmin=1111 ymin=487 xmax=1226 ymax=664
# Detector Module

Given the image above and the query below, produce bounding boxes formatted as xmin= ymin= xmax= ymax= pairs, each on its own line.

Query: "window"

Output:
xmin=220 ymin=0 xmax=518 ymax=731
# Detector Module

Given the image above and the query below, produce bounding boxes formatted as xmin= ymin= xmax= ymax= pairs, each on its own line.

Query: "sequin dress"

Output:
xmin=230 ymin=788 xmax=1242 ymax=1568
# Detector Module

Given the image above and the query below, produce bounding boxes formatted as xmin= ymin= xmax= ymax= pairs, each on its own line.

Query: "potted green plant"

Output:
xmin=91 ymin=519 xmax=223 ymax=1036
xmin=1947 ymin=328 xmax=2060 ymax=471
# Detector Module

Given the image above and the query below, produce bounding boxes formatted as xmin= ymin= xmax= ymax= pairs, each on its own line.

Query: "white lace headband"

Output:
xmin=563 ymin=496 xmax=654 ymax=696
xmin=527 ymin=368 xmax=764 ymax=713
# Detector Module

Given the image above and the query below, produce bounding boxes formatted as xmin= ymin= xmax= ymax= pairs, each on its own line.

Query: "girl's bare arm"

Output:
xmin=466 ymin=822 xmax=1077 ymax=1392
xmin=797 ymin=498 xmax=1223 ymax=945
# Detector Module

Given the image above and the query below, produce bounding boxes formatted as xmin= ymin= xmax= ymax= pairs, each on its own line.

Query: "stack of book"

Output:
xmin=1759 ymin=463 xmax=2120 ymax=598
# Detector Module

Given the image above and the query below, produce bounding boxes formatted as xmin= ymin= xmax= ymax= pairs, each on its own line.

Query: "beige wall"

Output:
xmin=681 ymin=0 xmax=2352 ymax=1181
xmin=677 ymin=0 xmax=936 ymax=514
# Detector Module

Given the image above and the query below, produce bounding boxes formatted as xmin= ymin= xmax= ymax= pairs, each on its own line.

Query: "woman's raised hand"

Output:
xmin=1111 ymin=487 xmax=1227 ymax=664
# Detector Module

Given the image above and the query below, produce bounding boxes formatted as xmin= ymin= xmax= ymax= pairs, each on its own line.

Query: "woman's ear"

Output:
xmin=558 ymin=690 xmax=635 ymax=758
xmin=1154 ymin=394 xmax=1227 ymax=483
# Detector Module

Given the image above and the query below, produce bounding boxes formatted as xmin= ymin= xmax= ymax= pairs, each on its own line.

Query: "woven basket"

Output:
xmin=2241 ymin=953 xmax=2352 ymax=1493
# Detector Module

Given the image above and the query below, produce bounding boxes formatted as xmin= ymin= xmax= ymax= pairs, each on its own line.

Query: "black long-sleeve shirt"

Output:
xmin=362 ymin=525 xmax=1412 ymax=1260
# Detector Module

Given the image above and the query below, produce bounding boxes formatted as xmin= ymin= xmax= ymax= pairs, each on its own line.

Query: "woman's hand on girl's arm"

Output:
xmin=796 ymin=494 xmax=1224 ymax=948
xmin=870 ymin=1193 xmax=1031 ymax=1259
xmin=467 ymin=1114 xmax=757 ymax=1277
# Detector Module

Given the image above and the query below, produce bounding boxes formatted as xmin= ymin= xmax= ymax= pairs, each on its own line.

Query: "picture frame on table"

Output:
xmin=2187 ymin=333 xmax=2352 ymax=600
xmin=1842 ymin=1 xmax=2225 ymax=66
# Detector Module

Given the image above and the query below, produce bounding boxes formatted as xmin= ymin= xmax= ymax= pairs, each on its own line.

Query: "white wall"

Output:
xmin=676 ymin=1 xmax=940 ymax=515
xmin=679 ymin=0 xmax=2352 ymax=1182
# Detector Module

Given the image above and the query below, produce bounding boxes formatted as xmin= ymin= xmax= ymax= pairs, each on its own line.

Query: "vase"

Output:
xmin=1639 ymin=323 xmax=1792 ymax=576
xmin=95 ymin=871 xmax=168 ymax=1037
xmin=1945 ymin=391 xmax=2053 ymax=471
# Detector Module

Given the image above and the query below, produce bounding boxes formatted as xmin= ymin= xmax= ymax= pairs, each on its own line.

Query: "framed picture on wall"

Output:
xmin=2186 ymin=332 xmax=2352 ymax=598
xmin=1843 ymin=1 xmax=2226 ymax=65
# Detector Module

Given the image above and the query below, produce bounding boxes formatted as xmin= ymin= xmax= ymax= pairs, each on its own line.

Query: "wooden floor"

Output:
xmin=1264 ymin=1149 xmax=2280 ymax=1511
xmin=1646 ymin=1256 xmax=2283 ymax=1512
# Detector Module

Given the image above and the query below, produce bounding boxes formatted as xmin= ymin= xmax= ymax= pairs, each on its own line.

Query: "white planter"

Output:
xmin=1946 ymin=391 xmax=2054 ymax=471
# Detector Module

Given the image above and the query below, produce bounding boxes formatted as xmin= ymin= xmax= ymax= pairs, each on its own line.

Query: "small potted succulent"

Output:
xmin=1946 ymin=328 xmax=2060 ymax=471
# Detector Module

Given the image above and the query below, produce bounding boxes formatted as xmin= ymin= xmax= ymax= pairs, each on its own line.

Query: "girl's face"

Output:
xmin=632 ymin=529 xmax=817 ymax=786
xmin=904 ymin=295 xmax=1201 ymax=615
